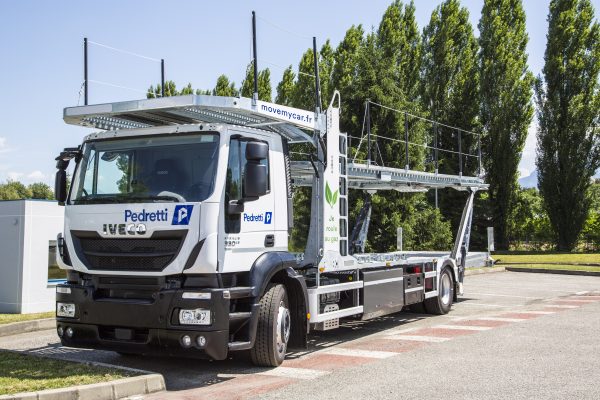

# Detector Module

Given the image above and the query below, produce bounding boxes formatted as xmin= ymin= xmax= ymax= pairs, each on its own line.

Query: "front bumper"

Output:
xmin=56 ymin=281 xmax=251 ymax=360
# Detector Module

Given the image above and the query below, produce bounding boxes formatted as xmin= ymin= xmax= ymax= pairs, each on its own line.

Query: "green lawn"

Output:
xmin=0 ymin=312 xmax=54 ymax=325
xmin=48 ymin=265 xmax=67 ymax=280
xmin=493 ymin=253 xmax=600 ymax=265
xmin=0 ymin=350 xmax=135 ymax=395
xmin=505 ymin=264 xmax=600 ymax=272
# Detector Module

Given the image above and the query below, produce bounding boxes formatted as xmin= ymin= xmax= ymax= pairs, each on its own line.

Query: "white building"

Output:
xmin=0 ymin=200 xmax=64 ymax=313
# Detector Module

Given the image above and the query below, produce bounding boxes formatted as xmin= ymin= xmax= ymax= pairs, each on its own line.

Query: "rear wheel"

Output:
xmin=250 ymin=284 xmax=290 ymax=367
xmin=424 ymin=268 xmax=454 ymax=315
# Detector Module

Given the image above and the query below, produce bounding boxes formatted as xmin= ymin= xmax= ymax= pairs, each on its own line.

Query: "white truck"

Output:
xmin=54 ymin=90 xmax=487 ymax=367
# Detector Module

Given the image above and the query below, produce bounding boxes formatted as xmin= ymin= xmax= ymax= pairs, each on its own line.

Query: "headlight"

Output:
xmin=57 ymin=303 xmax=76 ymax=318
xmin=179 ymin=309 xmax=211 ymax=325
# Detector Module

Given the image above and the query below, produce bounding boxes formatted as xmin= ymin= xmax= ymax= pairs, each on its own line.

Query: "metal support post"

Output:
xmin=252 ymin=11 xmax=259 ymax=105
xmin=458 ymin=128 xmax=462 ymax=177
xmin=367 ymin=101 xmax=371 ymax=165
xmin=404 ymin=111 xmax=409 ymax=170
xmin=477 ymin=133 xmax=482 ymax=176
xmin=161 ymin=59 xmax=165 ymax=97
xmin=313 ymin=37 xmax=322 ymax=114
xmin=84 ymin=37 xmax=88 ymax=105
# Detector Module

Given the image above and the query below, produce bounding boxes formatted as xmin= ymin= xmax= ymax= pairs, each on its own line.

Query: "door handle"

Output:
xmin=264 ymin=234 xmax=275 ymax=247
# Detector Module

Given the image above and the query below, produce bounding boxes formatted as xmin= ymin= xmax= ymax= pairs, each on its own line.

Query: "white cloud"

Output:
xmin=518 ymin=121 xmax=538 ymax=178
xmin=7 ymin=171 xmax=24 ymax=181
xmin=27 ymin=170 xmax=46 ymax=181
xmin=0 ymin=137 xmax=9 ymax=154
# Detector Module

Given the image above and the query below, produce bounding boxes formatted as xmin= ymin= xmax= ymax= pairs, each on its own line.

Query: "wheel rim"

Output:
xmin=276 ymin=301 xmax=291 ymax=355
xmin=440 ymin=273 xmax=452 ymax=306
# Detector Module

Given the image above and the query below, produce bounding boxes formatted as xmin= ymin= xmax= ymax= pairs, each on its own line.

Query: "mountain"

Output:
xmin=519 ymin=169 xmax=600 ymax=189
xmin=518 ymin=170 xmax=538 ymax=188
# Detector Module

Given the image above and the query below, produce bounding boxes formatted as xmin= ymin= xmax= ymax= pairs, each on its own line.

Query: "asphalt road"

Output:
xmin=1 ymin=271 xmax=599 ymax=400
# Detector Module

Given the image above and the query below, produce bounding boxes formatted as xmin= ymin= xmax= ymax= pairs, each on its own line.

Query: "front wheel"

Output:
xmin=424 ymin=268 xmax=454 ymax=315
xmin=250 ymin=284 xmax=291 ymax=367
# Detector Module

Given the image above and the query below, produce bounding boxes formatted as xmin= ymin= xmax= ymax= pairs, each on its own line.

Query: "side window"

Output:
xmin=225 ymin=138 xmax=270 ymax=233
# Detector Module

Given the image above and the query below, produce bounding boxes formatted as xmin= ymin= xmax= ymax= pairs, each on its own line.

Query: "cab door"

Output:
xmin=221 ymin=132 xmax=277 ymax=272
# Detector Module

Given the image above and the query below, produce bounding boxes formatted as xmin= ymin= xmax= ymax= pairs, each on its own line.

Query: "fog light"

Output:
xmin=179 ymin=309 xmax=211 ymax=325
xmin=65 ymin=327 xmax=74 ymax=338
xmin=196 ymin=336 xmax=206 ymax=347
xmin=181 ymin=335 xmax=192 ymax=348
xmin=57 ymin=326 xmax=64 ymax=337
xmin=57 ymin=303 xmax=76 ymax=318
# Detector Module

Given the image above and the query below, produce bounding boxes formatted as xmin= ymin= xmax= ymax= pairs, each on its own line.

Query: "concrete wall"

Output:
xmin=0 ymin=200 xmax=64 ymax=313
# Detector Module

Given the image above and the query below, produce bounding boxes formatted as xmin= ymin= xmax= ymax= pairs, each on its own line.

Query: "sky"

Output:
xmin=0 ymin=0 xmax=598 ymax=185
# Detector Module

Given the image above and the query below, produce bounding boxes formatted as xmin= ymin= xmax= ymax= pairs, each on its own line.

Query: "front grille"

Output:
xmin=72 ymin=230 xmax=187 ymax=272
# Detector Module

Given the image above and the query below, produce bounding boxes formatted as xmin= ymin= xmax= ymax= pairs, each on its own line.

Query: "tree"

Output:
xmin=212 ymin=75 xmax=238 ymax=97
xmin=535 ymin=0 xmax=600 ymax=251
xmin=421 ymin=0 xmax=480 ymax=232
xmin=147 ymin=80 xmax=209 ymax=98
xmin=240 ymin=62 xmax=272 ymax=101
xmin=479 ymin=0 xmax=535 ymax=250
xmin=275 ymin=66 xmax=296 ymax=105
xmin=29 ymin=182 xmax=54 ymax=200
xmin=0 ymin=181 xmax=54 ymax=200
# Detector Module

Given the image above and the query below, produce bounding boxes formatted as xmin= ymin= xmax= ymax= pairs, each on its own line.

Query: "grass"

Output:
xmin=505 ymin=264 xmax=600 ymax=273
xmin=493 ymin=252 xmax=600 ymax=265
xmin=0 ymin=350 xmax=136 ymax=395
xmin=0 ymin=312 xmax=54 ymax=325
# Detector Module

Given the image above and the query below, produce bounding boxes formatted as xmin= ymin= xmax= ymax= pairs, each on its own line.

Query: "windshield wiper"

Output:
xmin=124 ymin=195 xmax=181 ymax=203
xmin=73 ymin=195 xmax=121 ymax=204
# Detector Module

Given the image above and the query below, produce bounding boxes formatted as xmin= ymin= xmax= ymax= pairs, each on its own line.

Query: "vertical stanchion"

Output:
xmin=252 ymin=11 xmax=259 ymax=105
xmin=477 ymin=133 xmax=482 ymax=176
xmin=367 ymin=101 xmax=371 ymax=165
xmin=84 ymin=37 xmax=88 ymax=105
xmin=434 ymin=122 xmax=438 ymax=208
xmin=404 ymin=112 xmax=409 ymax=170
xmin=161 ymin=59 xmax=165 ymax=97
xmin=458 ymin=128 xmax=463 ymax=177
xmin=313 ymin=37 xmax=322 ymax=114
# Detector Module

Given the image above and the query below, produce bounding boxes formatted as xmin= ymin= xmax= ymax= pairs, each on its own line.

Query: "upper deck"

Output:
xmin=64 ymin=95 xmax=320 ymax=144
xmin=64 ymin=94 xmax=488 ymax=192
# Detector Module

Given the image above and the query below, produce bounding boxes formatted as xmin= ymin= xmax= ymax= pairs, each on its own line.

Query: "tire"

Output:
xmin=424 ymin=268 xmax=454 ymax=315
xmin=250 ymin=284 xmax=291 ymax=367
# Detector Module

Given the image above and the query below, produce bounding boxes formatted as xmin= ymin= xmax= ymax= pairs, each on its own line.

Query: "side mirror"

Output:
xmin=244 ymin=163 xmax=268 ymax=198
xmin=246 ymin=141 xmax=268 ymax=161
xmin=55 ymin=169 xmax=67 ymax=205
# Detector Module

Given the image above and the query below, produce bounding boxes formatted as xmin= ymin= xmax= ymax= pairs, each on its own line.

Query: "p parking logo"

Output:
xmin=172 ymin=205 xmax=194 ymax=225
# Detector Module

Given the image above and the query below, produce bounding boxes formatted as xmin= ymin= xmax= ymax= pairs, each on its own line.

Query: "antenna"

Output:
xmin=252 ymin=11 xmax=259 ymax=105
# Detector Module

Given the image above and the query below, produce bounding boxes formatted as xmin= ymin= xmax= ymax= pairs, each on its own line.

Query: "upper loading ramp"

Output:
xmin=63 ymin=95 xmax=319 ymax=144
xmin=291 ymin=161 xmax=487 ymax=191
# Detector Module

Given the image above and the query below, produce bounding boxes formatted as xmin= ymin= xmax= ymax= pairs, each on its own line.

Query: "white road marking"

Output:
xmin=468 ymin=292 xmax=539 ymax=299
xmin=384 ymin=335 xmax=450 ymax=343
xmin=326 ymin=348 xmax=397 ymax=359
xmin=259 ymin=367 xmax=329 ymax=380
xmin=433 ymin=324 xmax=492 ymax=331
xmin=456 ymin=303 xmax=515 ymax=308
xmin=477 ymin=317 xmax=526 ymax=322
xmin=544 ymin=304 xmax=579 ymax=309
xmin=575 ymin=291 xmax=590 ymax=295
xmin=516 ymin=310 xmax=556 ymax=315
xmin=556 ymin=299 xmax=596 ymax=303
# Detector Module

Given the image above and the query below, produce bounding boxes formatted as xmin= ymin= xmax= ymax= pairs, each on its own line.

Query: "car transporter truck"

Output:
xmin=54 ymin=26 xmax=487 ymax=368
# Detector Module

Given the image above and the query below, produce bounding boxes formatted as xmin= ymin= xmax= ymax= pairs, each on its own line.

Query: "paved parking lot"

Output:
xmin=1 ymin=271 xmax=599 ymax=399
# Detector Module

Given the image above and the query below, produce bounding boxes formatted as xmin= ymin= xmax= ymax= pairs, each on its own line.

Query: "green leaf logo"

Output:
xmin=325 ymin=181 xmax=339 ymax=209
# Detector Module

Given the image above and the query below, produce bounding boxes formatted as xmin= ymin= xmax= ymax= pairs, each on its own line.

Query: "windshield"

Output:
xmin=70 ymin=133 xmax=219 ymax=204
